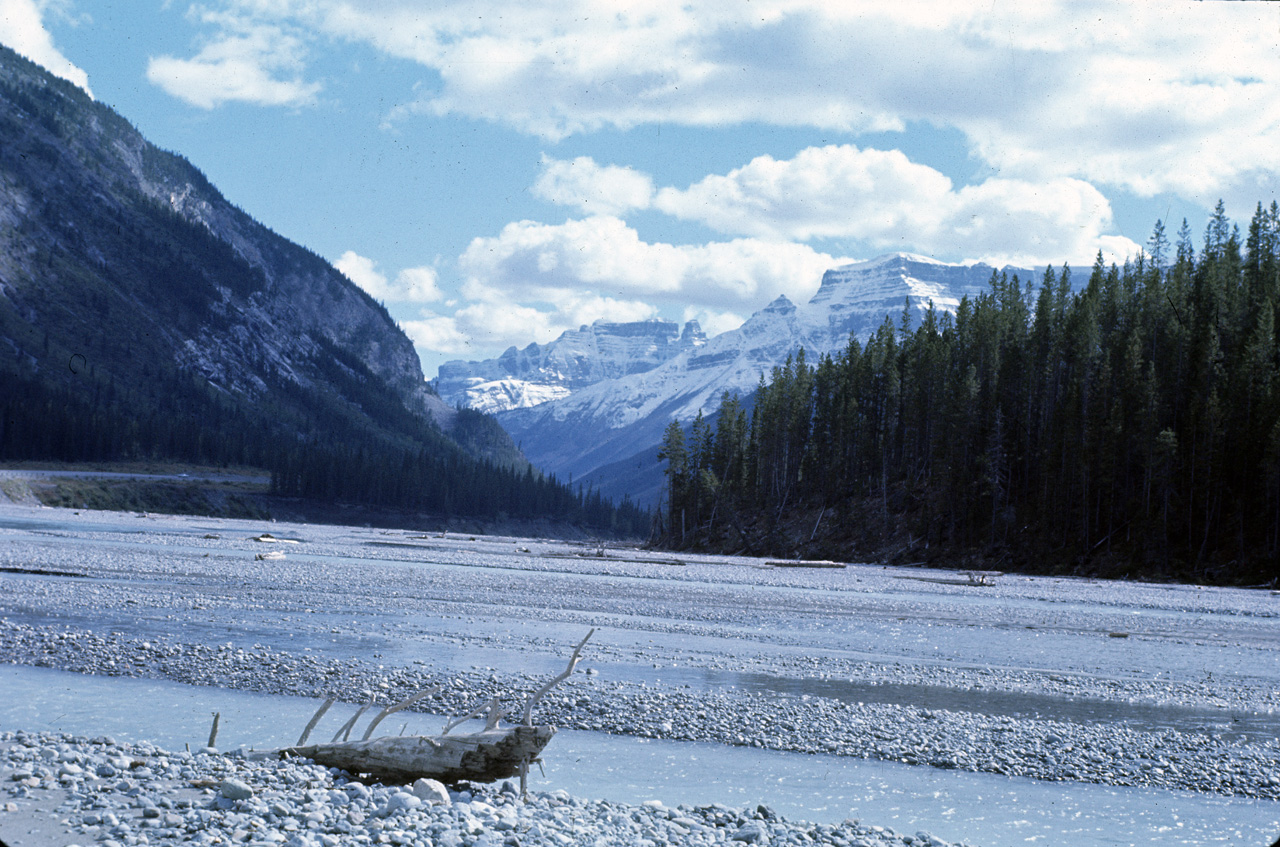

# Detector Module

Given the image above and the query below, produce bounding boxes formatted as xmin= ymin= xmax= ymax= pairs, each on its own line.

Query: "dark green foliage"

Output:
xmin=657 ymin=205 xmax=1280 ymax=585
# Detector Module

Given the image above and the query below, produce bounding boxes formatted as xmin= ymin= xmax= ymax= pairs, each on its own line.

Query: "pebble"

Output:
xmin=221 ymin=778 xmax=255 ymax=800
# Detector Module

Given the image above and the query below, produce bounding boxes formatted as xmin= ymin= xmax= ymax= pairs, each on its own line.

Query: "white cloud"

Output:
xmin=653 ymin=145 xmax=952 ymax=243
xmin=683 ymin=306 xmax=745 ymax=339
xmin=459 ymin=215 xmax=838 ymax=312
xmin=945 ymin=178 xmax=1139 ymax=268
xmin=418 ymin=215 xmax=843 ymax=357
xmin=146 ymin=10 xmax=320 ymax=109
xmin=166 ymin=0 xmax=1280 ymax=204
xmin=335 ymin=251 xmax=391 ymax=300
xmin=537 ymin=147 xmax=1139 ymax=268
xmin=532 ymin=155 xmax=654 ymax=216
xmin=0 ymin=0 xmax=92 ymax=95
xmin=394 ymin=265 xmax=445 ymax=302
xmin=400 ymin=313 xmax=471 ymax=356
xmin=335 ymin=251 xmax=444 ymax=303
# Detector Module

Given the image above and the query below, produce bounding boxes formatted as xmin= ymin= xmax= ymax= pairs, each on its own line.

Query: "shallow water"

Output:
xmin=3 ymin=510 xmax=1276 ymax=694
xmin=3 ymin=505 xmax=1280 ymax=847
xmin=1 ymin=665 xmax=1276 ymax=847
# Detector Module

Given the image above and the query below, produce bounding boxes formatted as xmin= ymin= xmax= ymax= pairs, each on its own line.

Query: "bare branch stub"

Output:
xmin=483 ymin=697 xmax=505 ymax=730
xmin=298 ymin=697 xmax=336 ymax=746
xmin=362 ymin=685 xmax=442 ymax=741
xmin=332 ymin=697 xmax=377 ymax=743
xmin=522 ymin=628 xmax=595 ymax=726
xmin=442 ymin=697 xmax=492 ymax=736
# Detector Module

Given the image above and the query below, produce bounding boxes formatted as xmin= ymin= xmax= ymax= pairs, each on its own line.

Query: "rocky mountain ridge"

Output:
xmin=489 ymin=253 xmax=1039 ymax=504
xmin=0 ymin=43 xmax=519 ymax=470
xmin=437 ymin=318 xmax=707 ymax=413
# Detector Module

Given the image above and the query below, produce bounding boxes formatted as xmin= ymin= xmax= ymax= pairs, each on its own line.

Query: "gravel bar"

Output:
xmin=3 ymin=731 xmax=963 ymax=847
xmin=2 ymin=503 xmax=1280 ymax=847
xmin=2 ymin=620 xmax=1277 ymax=800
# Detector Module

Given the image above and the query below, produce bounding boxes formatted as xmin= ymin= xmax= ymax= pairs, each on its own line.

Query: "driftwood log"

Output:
xmin=281 ymin=725 xmax=555 ymax=784
xmin=275 ymin=629 xmax=594 ymax=784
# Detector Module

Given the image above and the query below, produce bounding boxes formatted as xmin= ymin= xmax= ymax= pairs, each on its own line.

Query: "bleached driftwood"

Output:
xmin=298 ymin=697 xmax=336 ymax=745
xmin=276 ymin=630 xmax=593 ymax=784
xmin=521 ymin=628 xmax=593 ymax=726
xmin=332 ymin=696 xmax=376 ymax=743
xmin=441 ymin=696 xmax=504 ymax=735
xmin=362 ymin=686 xmax=441 ymax=740
xmin=282 ymin=725 xmax=555 ymax=784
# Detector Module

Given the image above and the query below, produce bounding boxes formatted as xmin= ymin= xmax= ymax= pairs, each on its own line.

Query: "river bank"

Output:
xmin=2 ymin=729 xmax=967 ymax=847
xmin=2 ymin=502 xmax=1279 ymax=845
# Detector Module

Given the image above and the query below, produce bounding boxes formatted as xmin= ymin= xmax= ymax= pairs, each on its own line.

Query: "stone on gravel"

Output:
xmin=219 ymin=778 xmax=253 ymax=800
xmin=411 ymin=777 xmax=450 ymax=805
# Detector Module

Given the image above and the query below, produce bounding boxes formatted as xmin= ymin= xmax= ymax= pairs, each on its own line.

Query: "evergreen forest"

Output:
xmin=657 ymin=203 xmax=1280 ymax=585
xmin=0 ymin=363 xmax=646 ymax=535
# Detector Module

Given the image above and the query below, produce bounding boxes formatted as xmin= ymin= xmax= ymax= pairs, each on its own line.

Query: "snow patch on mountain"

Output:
xmin=437 ymin=318 xmax=706 ymax=411
xmin=452 ymin=379 xmax=573 ymax=415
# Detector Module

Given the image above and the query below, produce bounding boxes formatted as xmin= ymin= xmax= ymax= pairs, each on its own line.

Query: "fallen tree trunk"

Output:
xmin=273 ymin=629 xmax=593 ymax=785
xmin=281 ymin=725 xmax=555 ymax=784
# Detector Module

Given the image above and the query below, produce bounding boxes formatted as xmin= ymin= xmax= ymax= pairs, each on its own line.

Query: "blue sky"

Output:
xmin=2 ymin=1 xmax=1276 ymax=376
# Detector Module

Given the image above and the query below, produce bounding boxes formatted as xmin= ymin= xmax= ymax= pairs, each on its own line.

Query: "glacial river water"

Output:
xmin=2 ymin=505 xmax=1279 ymax=846
xmin=2 ymin=666 xmax=1277 ymax=847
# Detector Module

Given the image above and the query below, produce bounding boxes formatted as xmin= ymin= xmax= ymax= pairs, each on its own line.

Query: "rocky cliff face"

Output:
xmin=807 ymin=253 xmax=1031 ymax=346
xmin=0 ymin=44 xmax=514 ymax=464
xmin=437 ymin=319 xmax=707 ymax=413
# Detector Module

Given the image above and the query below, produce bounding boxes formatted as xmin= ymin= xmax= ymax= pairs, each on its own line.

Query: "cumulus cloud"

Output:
xmin=416 ymin=215 xmax=842 ymax=356
xmin=146 ymin=11 xmax=320 ymax=109
xmin=393 ymin=265 xmax=445 ymax=302
xmin=653 ymin=145 xmax=952 ymax=243
xmin=459 ymin=216 xmax=837 ymax=311
xmin=164 ymin=1 xmax=1280 ymax=204
xmin=400 ymin=313 xmax=471 ymax=356
xmin=0 ymin=0 xmax=92 ymax=95
xmin=683 ymin=306 xmax=746 ymax=339
xmin=335 ymin=251 xmax=443 ymax=303
xmin=944 ymin=177 xmax=1138 ymax=268
xmin=532 ymin=155 xmax=654 ymax=216
xmin=535 ymin=148 xmax=1138 ymax=268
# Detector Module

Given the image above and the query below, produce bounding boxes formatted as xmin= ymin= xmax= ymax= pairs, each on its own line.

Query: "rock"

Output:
xmin=377 ymin=792 xmax=422 ymax=817
xmin=219 ymin=779 xmax=254 ymax=800
xmin=411 ymin=778 xmax=451 ymax=806
xmin=733 ymin=821 xmax=768 ymax=843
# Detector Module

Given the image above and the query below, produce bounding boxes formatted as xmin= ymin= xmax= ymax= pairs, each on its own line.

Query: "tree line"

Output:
xmin=0 ymin=360 xmax=647 ymax=537
xmin=657 ymin=202 xmax=1280 ymax=585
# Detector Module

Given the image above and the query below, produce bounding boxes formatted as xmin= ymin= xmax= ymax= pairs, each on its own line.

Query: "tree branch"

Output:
xmin=362 ymin=685 xmax=442 ymax=740
xmin=522 ymin=629 xmax=594 ymax=726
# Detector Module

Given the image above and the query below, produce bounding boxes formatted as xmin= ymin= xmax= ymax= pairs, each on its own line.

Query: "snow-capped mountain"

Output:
xmin=436 ymin=319 xmax=707 ymax=413
xmin=485 ymin=254 xmax=1038 ymax=504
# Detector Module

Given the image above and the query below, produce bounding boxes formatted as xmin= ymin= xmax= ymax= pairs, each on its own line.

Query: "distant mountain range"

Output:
xmin=438 ymin=318 xmax=707 ymax=413
xmin=0 ymin=44 xmax=527 ymax=486
xmin=442 ymin=254 xmax=1039 ymax=506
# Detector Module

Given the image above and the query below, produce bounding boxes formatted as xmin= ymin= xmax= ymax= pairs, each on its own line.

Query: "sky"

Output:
xmin=1 ymin=1 xmax=1278 ymax=376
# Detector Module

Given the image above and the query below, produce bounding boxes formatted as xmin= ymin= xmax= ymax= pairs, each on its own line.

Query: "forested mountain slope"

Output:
xmin=0 ymin=45 xmax=640 ymax=532
xmin=655 ymin=209 xmax=1280 ymax=584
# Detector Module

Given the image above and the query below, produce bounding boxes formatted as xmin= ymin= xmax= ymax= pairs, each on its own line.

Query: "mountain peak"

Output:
xmin=762 ymin=294 xmax=797 ymax=314
xmin=838 ymin=252 xmax=954 ymax=272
